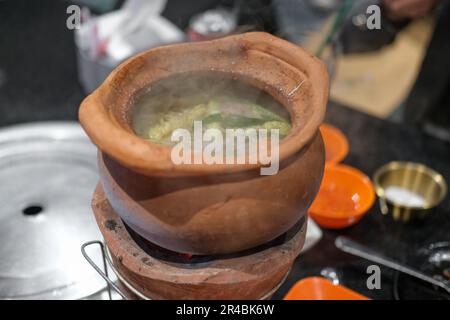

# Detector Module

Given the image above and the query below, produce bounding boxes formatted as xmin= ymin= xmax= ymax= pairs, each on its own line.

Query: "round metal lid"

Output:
xmin=0 ymin=122 xmax=105 ymax=299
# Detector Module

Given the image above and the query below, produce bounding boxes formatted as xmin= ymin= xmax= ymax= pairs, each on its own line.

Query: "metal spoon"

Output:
xmin=335 ymin=236 xmax=450 ymax=294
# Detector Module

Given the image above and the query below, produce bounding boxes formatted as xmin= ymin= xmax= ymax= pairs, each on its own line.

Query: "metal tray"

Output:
xmin=0 ymin=122 xmax=106 ymax=299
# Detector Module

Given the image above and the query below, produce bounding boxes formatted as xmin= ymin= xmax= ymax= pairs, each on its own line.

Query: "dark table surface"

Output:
xmin=1 ymin=0 xmax=449 ymax=300
xmin=275 ymin=104 xmax=450 ymax=300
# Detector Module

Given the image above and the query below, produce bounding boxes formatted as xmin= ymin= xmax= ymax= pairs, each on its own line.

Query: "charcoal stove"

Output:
xmin=82 ymin=185 xmax=307 ymax=300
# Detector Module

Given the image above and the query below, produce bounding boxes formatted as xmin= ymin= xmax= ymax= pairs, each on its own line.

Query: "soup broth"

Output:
xmin=132 ymin=72 xmax=291 ymax=145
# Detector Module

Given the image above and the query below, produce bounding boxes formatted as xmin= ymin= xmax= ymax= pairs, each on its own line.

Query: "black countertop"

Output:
xmin=275 ymin=104 xmax=450 ymax=300
xmin=0 ymin=0 xmax=83 ymax=126
xmin=1 ymin=0 xmax=449 ymax=300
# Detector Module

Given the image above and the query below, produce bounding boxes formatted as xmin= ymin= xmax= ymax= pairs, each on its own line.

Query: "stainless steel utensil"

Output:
xmin=335 ymin=236 xmax=450 ymax=294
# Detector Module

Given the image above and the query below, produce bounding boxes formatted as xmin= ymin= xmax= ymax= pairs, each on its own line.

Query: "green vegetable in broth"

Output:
xmin=148 ymin=104 xmax=209 ymax=141
xmin=146 ymin=96 xmax=291 ymax=143
xmin=202 ymin=113 xmax=266 ymax=128
xmin=207 ymin=96 xmax=286 ymax=122
xmin=262 ymin=121 xmax=291 ymax=136
xmin=132 ymin=71 xmax=293 ymax=146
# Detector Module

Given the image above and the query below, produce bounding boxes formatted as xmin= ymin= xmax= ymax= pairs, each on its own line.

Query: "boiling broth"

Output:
xmin=132 ymin=72 xmax=291 ymax=145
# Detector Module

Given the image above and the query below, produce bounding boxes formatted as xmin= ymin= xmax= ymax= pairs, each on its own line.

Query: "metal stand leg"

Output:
xmin=81 ymin=240 xmax=128 ymax=300
xmin=81 ymin=240 xmax=290 ymax=300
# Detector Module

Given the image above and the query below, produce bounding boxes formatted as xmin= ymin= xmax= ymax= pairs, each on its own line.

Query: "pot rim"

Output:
xmin=79 ymin=32 xmax=328 ymax=176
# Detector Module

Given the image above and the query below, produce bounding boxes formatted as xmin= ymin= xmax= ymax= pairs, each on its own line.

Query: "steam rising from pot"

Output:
xmin=132 ymin=71 xmax=292 ymax=174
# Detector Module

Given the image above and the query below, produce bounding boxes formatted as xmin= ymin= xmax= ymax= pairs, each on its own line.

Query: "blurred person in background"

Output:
xmin=340 ymin=0 xmax=450 ymax=142
xmin=383 ymin=0 xmax=439 ymax=20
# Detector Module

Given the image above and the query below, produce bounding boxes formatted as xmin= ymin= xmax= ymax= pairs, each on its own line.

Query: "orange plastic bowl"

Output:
xmin=320 ymin=124 xmax=349 ymax=164
xmin=284 ymin=277 xmax=369 ymax=300
xmin=309 ymin=164 xmax=375 ymax=229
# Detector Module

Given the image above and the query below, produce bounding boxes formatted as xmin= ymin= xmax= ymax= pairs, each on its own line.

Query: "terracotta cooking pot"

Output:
xmin=79 ymin=32 xmax=329 ymax=255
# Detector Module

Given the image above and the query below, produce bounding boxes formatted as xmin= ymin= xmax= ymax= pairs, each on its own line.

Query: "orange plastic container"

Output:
xmin=309 ymin=164 xmax=375 ymax=229
xmin=284 ymin=277 xmax=369 ymax=300
xmin=320 ymin=124 xmax=349 ymax=164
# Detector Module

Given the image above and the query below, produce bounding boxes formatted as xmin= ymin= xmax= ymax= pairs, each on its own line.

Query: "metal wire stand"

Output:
xmin=81 ymin=240 xmax=289 ymax=300
xmin=81 ymin=240 xmax=151 ymax=300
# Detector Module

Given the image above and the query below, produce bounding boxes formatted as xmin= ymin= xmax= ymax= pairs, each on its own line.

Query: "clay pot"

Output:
xmin=79 ymin=32 xmax=328 ymax=255
xmin=92 ymin=185 xmax=307 ymax=300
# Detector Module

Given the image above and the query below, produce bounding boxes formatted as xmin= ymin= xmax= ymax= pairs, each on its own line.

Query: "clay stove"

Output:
xmin=91 ymin=185 xmax=306 ymax=299
xmin=79 ymin=32 xmax=328 ymax=299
